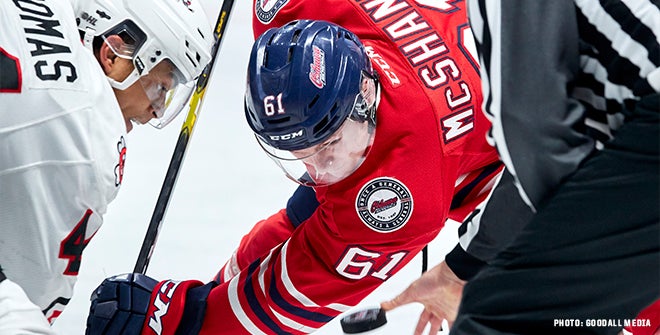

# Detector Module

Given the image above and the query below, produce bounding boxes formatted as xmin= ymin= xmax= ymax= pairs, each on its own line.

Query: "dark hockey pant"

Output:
xmin=451 ymin=95 xmax=660 ymax=335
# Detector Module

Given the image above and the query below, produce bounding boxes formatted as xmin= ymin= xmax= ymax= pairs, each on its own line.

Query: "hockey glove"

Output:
xmin=86 ymin=273 xmax=206 ymax=335
xmin=86 ymin=273 xmax=157 ymax=334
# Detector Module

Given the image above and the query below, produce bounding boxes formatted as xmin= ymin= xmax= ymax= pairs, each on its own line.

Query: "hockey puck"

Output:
xmin=340 ymin=307 xmax=387 ymax=334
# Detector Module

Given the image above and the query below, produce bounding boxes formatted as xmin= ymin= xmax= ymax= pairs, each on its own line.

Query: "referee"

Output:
xmin=451 ymin=1 xmax=660 ymax=335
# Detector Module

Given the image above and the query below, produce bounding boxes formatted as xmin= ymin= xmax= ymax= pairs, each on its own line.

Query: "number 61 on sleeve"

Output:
xmin=335 ymin=246 xmax=408 ymax=281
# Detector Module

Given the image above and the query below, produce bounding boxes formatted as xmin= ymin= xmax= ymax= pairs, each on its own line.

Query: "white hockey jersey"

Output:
xmin=0 ymin=0 xmax=127 ymax=323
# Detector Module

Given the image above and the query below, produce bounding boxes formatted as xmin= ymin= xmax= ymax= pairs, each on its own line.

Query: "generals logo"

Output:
xmin=309 ymin=46 xmax=326 ymax=89
xmin=255 ymin=0 xmax=289 ymax=24
xmin=114 ymin=137 xmax=126 ymax=186
xmin=356 ymin=177 xmax=413 ymax=232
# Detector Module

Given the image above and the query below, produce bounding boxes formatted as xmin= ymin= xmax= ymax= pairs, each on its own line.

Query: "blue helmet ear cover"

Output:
xmin=245 ymin=20 xmax=376 ymax=151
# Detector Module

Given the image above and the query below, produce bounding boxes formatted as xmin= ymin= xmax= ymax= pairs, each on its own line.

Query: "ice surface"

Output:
xmin=51 ymin=1 xmax=457 ymax=333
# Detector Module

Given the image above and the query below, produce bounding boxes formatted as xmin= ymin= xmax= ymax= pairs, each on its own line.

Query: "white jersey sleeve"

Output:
xmin=0 ymin=279 xmax=54 ymax=335
xmin=0 ymin=0 xmax=127 ymax=323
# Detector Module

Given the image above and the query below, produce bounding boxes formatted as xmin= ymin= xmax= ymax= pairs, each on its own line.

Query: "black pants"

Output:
xmin=452 ymin=95 xmax=660 ymax=335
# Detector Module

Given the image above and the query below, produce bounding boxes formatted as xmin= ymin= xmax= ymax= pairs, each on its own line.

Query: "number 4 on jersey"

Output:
xmin=59 ymin=209 xmax=94 ymax=275
xmin=0 ymin=47 xmax=22 ymax=93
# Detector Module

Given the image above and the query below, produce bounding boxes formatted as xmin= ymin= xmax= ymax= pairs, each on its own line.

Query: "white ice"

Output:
xmin=51 ymin=0 xmax=458 ymax=333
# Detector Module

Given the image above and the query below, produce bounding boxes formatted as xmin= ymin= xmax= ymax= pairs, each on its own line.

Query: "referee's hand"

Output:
xmin=381 ymin=261 xmax=465 ymax=335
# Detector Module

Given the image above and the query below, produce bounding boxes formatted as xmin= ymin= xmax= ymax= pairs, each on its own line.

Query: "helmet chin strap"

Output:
xmin=367 ymin=78 xmax=381 ymax=125
xmin=106 ymin=69 xmax=140 ymax=91
xmin=107 ymin=76 xmax=129 ymax=90
xmin=80 ymin=33 xmax=141 ymax=91
xmin=373 ymin=80 xmax=382 ymax=111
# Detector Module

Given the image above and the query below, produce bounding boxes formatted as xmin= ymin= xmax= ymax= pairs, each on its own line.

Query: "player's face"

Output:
xmin=113 ymin=61 xmax=177 ymax=132
xmin=291 ymin=118 xmax=373 ymax=185
xmin=255 ymin=75 xmax=378 ymax=186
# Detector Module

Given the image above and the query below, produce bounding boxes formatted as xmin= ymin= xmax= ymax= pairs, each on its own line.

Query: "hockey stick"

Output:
xmin=133 ymin=0 xmax=236 ymax=274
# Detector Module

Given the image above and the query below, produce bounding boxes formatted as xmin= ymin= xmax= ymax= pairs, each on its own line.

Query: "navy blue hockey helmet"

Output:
xmin=244 ymin=20 xmax=379 ymax=186
xmin=245 ymin=19 xmax=377 ymax=150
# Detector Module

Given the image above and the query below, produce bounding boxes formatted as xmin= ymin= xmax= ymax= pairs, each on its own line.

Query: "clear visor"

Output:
xmin=103 ymin=36 xmax=195 ymax=129
xmin=142 ymin=70 xmax=194 ymax=129
xmin=256 ymin=117 xmax=375 ymax=187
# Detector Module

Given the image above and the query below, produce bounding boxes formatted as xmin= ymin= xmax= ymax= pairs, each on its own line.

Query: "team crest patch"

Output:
xmin=355 ymin=177 xmax=413 ymax=233
xmin=255 ymin=0 xmax=289 ymax=24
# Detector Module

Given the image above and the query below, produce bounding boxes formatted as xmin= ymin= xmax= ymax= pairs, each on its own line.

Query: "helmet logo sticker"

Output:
xmin=355 ymin=177 xmax=413 ymax=233
xmin=309 ymin=46 xmax=326 ymax=89
xmin=256 ymin=0 xmax=290 ymax=24
xmin=80 ymin=12 xmax=98 ymax=26
xmin=268 ymin=129 xmax=304 ymax=141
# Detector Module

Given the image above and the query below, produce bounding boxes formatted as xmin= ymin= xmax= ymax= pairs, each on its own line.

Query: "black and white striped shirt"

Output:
xmin=449 ymin=0 xmax=659 ymax=264
xmin=467 ymin=0 xmax=659 ymax=209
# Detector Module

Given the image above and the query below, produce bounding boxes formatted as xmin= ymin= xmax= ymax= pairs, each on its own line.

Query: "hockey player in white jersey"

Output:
xmin=0 ymin=0 xmax=213 ymax=333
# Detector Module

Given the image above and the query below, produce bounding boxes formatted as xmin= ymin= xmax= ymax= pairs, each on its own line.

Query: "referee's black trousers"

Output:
xmin=452 ymin=95 xmax=660 ymax=335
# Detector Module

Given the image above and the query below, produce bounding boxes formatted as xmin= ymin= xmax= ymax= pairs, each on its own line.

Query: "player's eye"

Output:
xmin=325 ymin=137 xmax=341 ymax=147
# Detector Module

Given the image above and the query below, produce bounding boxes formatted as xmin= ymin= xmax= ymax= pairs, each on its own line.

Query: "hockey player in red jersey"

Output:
xmin=85 ymin=1 xmax=503 ymax=334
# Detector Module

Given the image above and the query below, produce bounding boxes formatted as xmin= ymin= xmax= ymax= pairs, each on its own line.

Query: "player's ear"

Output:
xmin=98 ymin=35 xmax=135 ymax=82
xmin=97 ymin=35 xmax=123 ymax=75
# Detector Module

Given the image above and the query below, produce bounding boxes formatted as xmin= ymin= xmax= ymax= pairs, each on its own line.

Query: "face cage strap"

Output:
xmin=350 ymin=72 xmax=380 ymax=130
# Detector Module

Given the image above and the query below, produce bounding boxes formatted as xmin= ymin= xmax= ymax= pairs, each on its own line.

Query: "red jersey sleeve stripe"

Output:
xmin=267 ymin=264 xmax=334 ymax=323
xmin=231 ymin=258 xmax=296 ymax=334
xmin=228 ymin=272 xmax=270 ymax=335
xmin=257 ymin=251 xmax=325 ymax=332
xmin=451 ymin=161 xmax=503 ymax=209
xmin=264 ymin=242 xmax=342 ymax=328
xmin=279 ymin=242 xmax=352 ymax=313
xmin=229 ymin=246 xmax=332 ymax=334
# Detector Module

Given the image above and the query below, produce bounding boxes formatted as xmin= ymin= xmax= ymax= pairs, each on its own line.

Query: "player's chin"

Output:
xmin=125 ymin=118 xmax=134 ymax=132
xmin=128 ymin=116 xmax=151 ymax=132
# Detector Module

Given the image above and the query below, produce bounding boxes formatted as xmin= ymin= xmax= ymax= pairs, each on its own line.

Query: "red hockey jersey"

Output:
xmin=142 ymin=1 xmax=502 ymax=334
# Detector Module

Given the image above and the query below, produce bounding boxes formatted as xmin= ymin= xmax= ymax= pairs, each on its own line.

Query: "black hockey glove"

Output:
xmin=86 ymin=273 xmax=158 ymax=335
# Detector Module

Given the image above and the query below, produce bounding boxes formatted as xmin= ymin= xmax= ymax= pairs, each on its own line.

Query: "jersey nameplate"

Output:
xmin=12 ymin=0 xmax=79 ymax=88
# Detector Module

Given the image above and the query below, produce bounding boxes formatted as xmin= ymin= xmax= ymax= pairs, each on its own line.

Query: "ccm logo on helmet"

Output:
xmin=269 ymin=129 xmax=304 ymax=141
xmin=148 ymin=280 xmax=181 ymax=335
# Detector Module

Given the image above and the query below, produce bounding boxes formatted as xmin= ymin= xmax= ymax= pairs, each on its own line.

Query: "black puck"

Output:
xmin=340 ymin=307 xmax=387 ymax=334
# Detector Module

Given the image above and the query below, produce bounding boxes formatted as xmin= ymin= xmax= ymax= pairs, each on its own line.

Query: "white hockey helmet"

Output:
xmin=73 ymin=0 xmax=214 ymax=128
